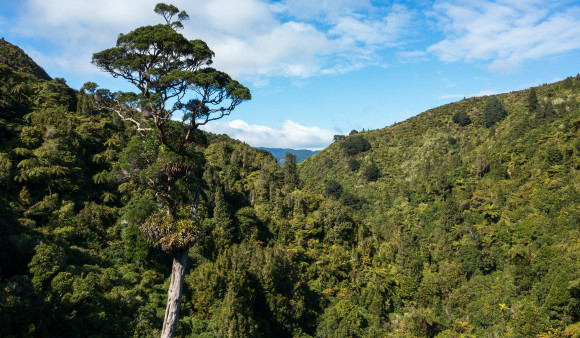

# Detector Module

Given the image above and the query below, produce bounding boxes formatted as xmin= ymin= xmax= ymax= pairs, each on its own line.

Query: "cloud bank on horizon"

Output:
xmin=2 ymin=0 xmax=580 ymax=149
xmin=200 ymin=120 xmax=335 ymax=150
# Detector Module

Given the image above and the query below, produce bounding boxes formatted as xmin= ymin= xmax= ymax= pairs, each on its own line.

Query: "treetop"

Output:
xmin=154 ymin=2 xmax=189 ymax=30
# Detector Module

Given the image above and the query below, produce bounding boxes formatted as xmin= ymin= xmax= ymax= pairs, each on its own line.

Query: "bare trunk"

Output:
xmin=160 ymin=184 xmax=200 ymax=337
xmin=160 ymin=248 xmax=188 ymax=338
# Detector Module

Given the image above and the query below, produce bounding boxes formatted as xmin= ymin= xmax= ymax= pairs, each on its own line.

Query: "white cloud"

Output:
xmin=199 ymin=120 xmax=335 ymax=150
xmin=329 ymin=4 xmax=413 ymax=47
xmin=208 ymin=21 xmax=335 ymax=78
xmin=201 ymin=0 xmax=277 ymax=36
xmin=274 ymin=0 xmax=374 ymax=21
xmin=396 ymin=50 xmax=429 ymax=63
xmin=427 ymin=0 xmax=580 ymax=71
xmin=7 ymin=0 xmax=414 ymax=83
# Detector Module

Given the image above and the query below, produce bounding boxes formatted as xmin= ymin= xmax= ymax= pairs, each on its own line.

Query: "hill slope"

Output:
xmin=0 ymin=38 xmax=51 ymax=81
xmin=299 ymin=76 xmax=580 ymax=335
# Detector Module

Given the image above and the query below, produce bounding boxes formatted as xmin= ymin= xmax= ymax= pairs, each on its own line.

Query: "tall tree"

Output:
xmin=92 ymin=3 xmax=250 ymax=337
xmin=482 ymin=95 xmax=508 ymax=128
xmin=283 ymin=152 xmax=298 ymax=190
xmin=527 ymin=87 xmax=538 ymax=114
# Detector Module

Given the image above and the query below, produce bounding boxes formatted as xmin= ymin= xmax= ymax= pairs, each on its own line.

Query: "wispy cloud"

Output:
xmin=200 ymin=120 xmax=335 ymax=150
xmin=396 ymin=50 xmax=429 ymax=63
xmin=427 ymin=0 xmax=580 ymax=72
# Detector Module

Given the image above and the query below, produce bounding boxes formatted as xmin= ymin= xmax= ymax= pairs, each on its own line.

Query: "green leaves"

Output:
xmin=154 ymin=3 xmax=189 ymax=29
xmin=482 ymin=95 xmax=508 ymax=128
xmin=341 ymin=134 xmax=371 ymax=156
xmin=140 ymin=212 xmax=201 ymax=252
xmin=29 ymin=243 xmax=67 ymax=289
xmin=452 ymin=111 xmax=472 ymax=126
xmin=92 ymin=8 xmax=249 ymax=141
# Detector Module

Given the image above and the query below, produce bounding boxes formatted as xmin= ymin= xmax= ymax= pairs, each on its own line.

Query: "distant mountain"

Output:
xmin=258 ymin=147 xmax=319 ymax=165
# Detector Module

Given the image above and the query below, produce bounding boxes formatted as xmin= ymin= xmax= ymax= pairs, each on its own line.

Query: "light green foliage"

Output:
xmin=318 ymin=299 xmax=367 ymax=337
xmin=28 ymin=243 xmax=67 ymax=289
xmin=140 ymin=211 xmax=201 ymax=253
xmin=299 ymin=78 xmax=580 ymax=336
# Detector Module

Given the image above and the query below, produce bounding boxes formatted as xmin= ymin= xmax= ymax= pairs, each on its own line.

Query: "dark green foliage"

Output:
xmin=363 ymin=162 xmax=380 ymax=181
xmin=562 ymin=76 xmax=573 ymax=89
xmin=0 ymin=38 xmax=51 ymax=80
xmin=283 ymin=152 xmax=299 ymax=190
xmin=528 ymin=87 xmax=539 ymax=113
xmin=482 ymin=95 xmax=508 ymax=127
xmin=324 ymin=180 xmax=343 ymax=199
xmin=452 ymin=111 xmax=472 ymax=126
xmin=347 ymin=158 xmax=360 ymax=172
xmin=546 ymin=147 xmax=563 ymax=165
xmin=340 ymin=191 xmax=362 ymax=209
xmin=341 ymin=135 xmax=371 ymax=156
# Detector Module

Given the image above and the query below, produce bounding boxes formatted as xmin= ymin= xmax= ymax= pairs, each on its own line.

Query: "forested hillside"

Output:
xmin=299 ymin=76 xmax=580 ymax=336
xmin=1 ymin=35 xmax=579 ymax=337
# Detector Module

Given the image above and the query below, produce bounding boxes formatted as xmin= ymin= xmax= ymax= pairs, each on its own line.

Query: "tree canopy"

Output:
xmin=482 ymin=95 xmax=508 ymax=127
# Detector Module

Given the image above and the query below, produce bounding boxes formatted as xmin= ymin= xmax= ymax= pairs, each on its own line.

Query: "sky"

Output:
xmin=1 ymin=0 xmax=580 ymax=150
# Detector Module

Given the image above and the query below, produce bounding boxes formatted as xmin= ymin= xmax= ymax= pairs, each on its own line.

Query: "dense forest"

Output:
xmin=1 ymin=27 xmax=580 ymax=338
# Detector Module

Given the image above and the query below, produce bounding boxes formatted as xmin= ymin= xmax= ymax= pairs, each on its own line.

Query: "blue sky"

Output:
xmin=1 ymin=0 xmax=579 ymax=149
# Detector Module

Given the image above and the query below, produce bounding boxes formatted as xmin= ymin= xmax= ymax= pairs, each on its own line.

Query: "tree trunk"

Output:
xmin=161 ymin=248 xmax=188 ymax=338
xmin=161 ymin=184 xmax=200 ymax=337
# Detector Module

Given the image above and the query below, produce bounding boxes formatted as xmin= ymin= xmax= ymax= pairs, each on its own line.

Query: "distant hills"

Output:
xmin=258 ymin=147 xmax=319 ymax=165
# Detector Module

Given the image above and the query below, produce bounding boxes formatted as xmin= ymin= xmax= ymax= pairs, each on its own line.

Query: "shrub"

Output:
xmin=324 ymin=180 xmax=343 ymax=199
xmin=482 ymin=96 xmax=508 ymax=127
xmin=452 ymin=111 xmax=471 ymax=126
xmin=342 ymin=135 xmax=371 ymax=156
xmin=363 ymin=162 xmax=380 ymax=182
xmin=347 ymin=158 xmax=360 ymax=172
xmin=340 ymin=191 xmax=362 ymax=209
